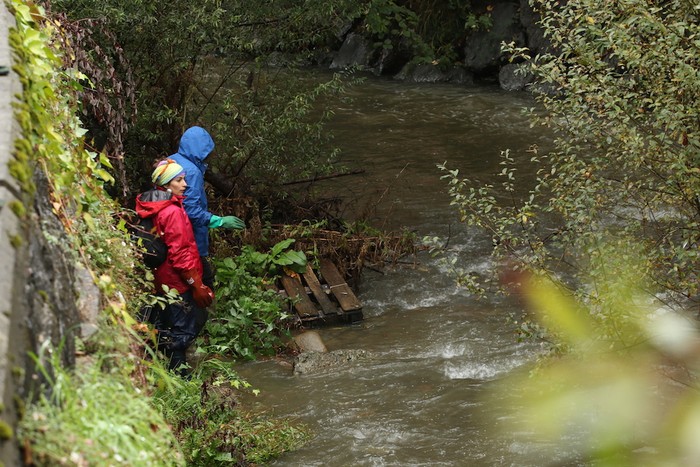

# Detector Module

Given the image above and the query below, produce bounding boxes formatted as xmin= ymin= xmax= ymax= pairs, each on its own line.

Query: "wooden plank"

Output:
xmin=302 ymin=263 xmax=338 ymax=316
xmin=280 ymin=273 xmax=318 ymax=318
xmin=319 ymin=259 xmax=362 ymax=312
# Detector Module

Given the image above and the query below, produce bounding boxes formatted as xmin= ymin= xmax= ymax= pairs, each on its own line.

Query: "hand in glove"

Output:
xmin=209 ymin=214 xmax=245 ymax=230
xmin=181 ymin=270 xmax=214 ymax=308
xmin=220 ymin=216 xmax=245 ymax=229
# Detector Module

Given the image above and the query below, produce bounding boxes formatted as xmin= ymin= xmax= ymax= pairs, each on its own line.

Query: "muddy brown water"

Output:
xmin=234 ymin=76 xmax=573 ymax=466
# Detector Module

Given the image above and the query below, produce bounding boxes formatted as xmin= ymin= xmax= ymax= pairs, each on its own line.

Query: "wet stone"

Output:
xmin=293 ymin=349 xmax=370 ymax=376
xmin=293 ymin=330 xmax=328 ymax=353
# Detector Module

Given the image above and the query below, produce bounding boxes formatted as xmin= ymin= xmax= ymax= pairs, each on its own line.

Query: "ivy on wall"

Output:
xmin=9 ymin=0 xmax=141 ymax=319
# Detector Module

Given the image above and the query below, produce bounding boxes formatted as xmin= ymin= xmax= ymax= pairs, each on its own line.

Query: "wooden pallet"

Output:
xmin=279 ymin=259 xmax=363 ymax=324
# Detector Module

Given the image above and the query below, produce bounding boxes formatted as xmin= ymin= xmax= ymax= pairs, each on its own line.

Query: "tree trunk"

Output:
xmin=205 ymin=171 xmax=236 ymax=197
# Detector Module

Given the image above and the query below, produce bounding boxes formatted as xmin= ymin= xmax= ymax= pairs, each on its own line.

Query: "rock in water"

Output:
xmin=293 ymin=349 xmax=370 ymax=375
xmin=293 ymin=330 xmax=328 ymax=353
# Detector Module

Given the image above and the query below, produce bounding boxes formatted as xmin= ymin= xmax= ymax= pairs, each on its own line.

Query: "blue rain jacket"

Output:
xmin=169 ymin=126 xmax=215 ymax=256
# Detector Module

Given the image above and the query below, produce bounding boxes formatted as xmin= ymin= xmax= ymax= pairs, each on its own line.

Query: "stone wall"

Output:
xmin=0 ymin=4 xmax=88 ymax=464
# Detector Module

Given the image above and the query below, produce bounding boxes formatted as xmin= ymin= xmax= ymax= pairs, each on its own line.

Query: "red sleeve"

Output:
xmin=156 ymin=205 xmax=200 ymax=273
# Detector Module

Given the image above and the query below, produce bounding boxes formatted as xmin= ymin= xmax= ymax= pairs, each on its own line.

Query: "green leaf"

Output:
xmin=270 ymin=238 xmax=295 ymax=257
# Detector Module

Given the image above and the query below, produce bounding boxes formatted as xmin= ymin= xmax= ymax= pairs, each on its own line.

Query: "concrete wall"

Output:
xmin=0 ymin=3 xmax=28 ymax=465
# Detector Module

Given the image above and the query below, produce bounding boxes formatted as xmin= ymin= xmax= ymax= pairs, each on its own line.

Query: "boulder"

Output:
xmin=519 ymin=0 xmax=552 ymax=56
xmin=374 ymin=38 xmax=413 ymax=76
xmin=293 ymin=349 xmax=370 ymax=375
xmin=75 ymin=264 xmax=102 ymax=339
xmin=463 ymin=1 xmax=526 ymax=74
xmin=293 ymin=330 xmax=328 ymax=353
xmin=499 ymin=62 xmax=533 ymax=91
xmin=330 ymin=33 xmax=377 ymax=70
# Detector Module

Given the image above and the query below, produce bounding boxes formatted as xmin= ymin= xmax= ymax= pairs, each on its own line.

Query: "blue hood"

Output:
xmin=169 ymin=126 xmax=216 ymax=256
xmin=177 ymin=126 xmax=215 ymax=164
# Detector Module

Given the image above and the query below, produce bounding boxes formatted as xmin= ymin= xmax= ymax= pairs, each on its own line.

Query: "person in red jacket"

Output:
xmin=136 ymin=159 xmax=214 ymax=374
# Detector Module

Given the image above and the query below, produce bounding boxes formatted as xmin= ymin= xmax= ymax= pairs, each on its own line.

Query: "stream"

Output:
xmin=235 ymin=75 xmax=568 ymax=466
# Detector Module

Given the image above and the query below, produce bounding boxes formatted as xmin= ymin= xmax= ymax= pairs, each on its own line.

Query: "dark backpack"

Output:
xmin=130 ymin=189 xmax=172 ymax=269
xmin=131 ymin=215 xmax=168 ymax=269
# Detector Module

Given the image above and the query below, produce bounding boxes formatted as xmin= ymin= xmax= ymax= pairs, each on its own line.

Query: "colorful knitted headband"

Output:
xmin=151 ymin=159 xmax=185 ymax=186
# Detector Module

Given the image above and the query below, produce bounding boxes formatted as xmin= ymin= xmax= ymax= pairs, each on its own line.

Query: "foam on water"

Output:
xmin=443 ymin=353 xmax=533 ymax=381
xmin=444 ymin=361 xmax=501 ymax=380
xmin=440 ymin=342 xmax=469 ymax=358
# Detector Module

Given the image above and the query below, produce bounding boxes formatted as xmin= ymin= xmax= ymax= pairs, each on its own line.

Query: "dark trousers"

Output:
xmin=145 ymin=290 xmax=209 ymax=374
xmin=201 ymin=255 xmax=215 ymax=290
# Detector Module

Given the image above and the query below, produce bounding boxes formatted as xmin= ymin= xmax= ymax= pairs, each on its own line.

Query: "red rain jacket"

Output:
xmin=135 ymin=189 xmax=203 ymax=295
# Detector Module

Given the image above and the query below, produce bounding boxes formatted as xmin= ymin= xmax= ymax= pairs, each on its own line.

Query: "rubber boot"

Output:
xmin=168 ymin=349 xmax=189 ymax=378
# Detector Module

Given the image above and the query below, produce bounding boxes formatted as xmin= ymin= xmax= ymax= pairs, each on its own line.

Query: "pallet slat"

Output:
xmin=280 ymin=273 xmax=319 ymax=318
xmin=302 ymin=263 xmax=339 ymax=316
xmin=319 ymin=259 xmax=362 ymax=312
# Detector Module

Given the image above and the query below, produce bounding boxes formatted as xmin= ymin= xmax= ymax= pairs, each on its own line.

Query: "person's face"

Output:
xmin=165 ymin=175 xmax=187 ymax=196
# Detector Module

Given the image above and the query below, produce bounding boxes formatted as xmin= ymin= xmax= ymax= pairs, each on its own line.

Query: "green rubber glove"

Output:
xmin=220 ymin=216 xmax=245 ymax=229
xmin=209 ymin=214 xmax=245 ymax=230
xmin=208 ymin=215 xmax=223 ymax=229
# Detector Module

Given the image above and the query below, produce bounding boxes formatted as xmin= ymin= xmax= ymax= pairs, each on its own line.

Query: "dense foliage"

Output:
xmin=43 ymin=0 xmax=493 ymax=203
xmin=152 ymin=360 xmax=309 ymax=466
xmin=199 ymin=240 xmax=307 ymax=360
xmin=10 ymin=0 xmax=136 ymax=332
xmin=441 ymin=0 xmax=700 ymax=321
xmin=44 ymin=0 xmax=365 ymax=199
xmin=363 ymin=0 xmax=491 ymax=66
xmin=433 ymin=3 xmax=700 ymax=463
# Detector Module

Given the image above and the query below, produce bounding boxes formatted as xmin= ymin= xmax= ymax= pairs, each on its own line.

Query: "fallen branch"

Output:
xmin=282 ymin=169 xmax=365 ymax=186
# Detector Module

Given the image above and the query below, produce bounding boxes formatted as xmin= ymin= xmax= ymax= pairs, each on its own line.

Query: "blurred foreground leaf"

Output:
xmin=491 ymin=270 xmax=700 ymax=466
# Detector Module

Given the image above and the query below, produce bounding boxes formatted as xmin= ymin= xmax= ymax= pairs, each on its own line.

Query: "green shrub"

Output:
xmin=241 ymin=238 xmax=308 ymax=276
xmin=152 ymin=359 xmax=309 ymax=465
xmin=439 ymin=0 xmax=700 ymax=308
xmin=198 ymin=240 xmax=306 ymax=359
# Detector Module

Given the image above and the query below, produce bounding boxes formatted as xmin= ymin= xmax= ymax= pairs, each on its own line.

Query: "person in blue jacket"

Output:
xmin=169 ymin=126 xmax=245 ymax=288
